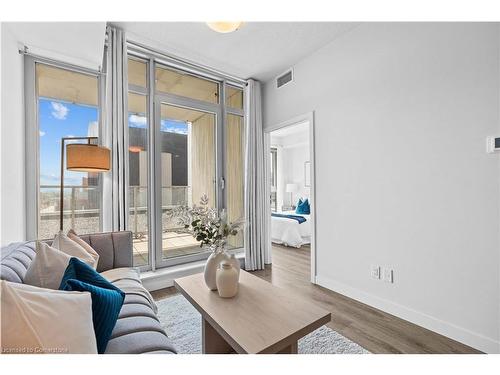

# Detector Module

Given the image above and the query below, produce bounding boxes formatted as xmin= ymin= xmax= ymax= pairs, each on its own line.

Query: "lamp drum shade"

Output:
xmin=66 ymin=144 xmax=111 ymax=172
xmin=286 ymin=183 xmax=298 ymax=193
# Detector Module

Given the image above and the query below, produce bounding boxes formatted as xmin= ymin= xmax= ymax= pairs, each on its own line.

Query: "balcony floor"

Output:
xmin=132 ymin=231 xmax=205 ymax=266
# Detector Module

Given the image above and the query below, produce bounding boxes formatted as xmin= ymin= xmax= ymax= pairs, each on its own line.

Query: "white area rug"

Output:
xmin=156 ymin=294 xmax=369 ymax=354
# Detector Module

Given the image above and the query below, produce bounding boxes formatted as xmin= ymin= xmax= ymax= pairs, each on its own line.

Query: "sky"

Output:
xmin=39 ymin=98 xmax=188 ymax=186
xmin=129 ymin=113 xmax=189 ymax=134
xmin=39 ymin=98 xmax=98 ymax=186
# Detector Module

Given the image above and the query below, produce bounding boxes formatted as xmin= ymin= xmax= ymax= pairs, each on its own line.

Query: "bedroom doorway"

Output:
xmin=264 ymin=112 xmax=316 ymax=283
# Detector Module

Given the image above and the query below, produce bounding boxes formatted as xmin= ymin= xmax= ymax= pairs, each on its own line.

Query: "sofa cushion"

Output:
xmin=100 ymin=267 xmax=141 ymax=284
xmin=105 ymin=331 xmax=176 ymax=354
xmin=110 ymin=316 xmax=166 ymax=339
xmin=0 ymin=242 xmax=36 ymax=283
xmin=101 ymin=267 xmax=158 ymax=313
xmin=78 ymin=232 xmax=133 ymax=272
xmin=118 ymin=303 xmax=159 ymax=320
xmin=105 ymin=273 xmax=178 ymax=354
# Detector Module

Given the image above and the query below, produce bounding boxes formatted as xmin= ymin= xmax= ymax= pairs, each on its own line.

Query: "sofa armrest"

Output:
xmin=78 ymin=231 xmax=133 ymax=273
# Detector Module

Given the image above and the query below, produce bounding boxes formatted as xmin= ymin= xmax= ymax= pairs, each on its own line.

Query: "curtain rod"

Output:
xmin=126 ymin=40 xmax=248 ymax=87
xmin=19 ymin=45 xmax=103 ymax=76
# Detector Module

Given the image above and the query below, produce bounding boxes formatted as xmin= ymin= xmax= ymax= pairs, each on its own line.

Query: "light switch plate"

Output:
xmin=383 ymin=268 xmax=394 ymax=283
xmin=371 ymin=265 xmax=380 ymax=279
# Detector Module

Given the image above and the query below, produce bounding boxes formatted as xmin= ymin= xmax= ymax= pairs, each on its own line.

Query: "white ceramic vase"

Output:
xmin=216 ymin=262 xmax=239 ymax=298
xmin=204 ymin=250 xmax=228 ymax=290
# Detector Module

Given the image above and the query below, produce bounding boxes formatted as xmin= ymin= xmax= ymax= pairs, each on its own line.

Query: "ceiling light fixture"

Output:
xmin=206 ymin=22 xmax=243 ymax=34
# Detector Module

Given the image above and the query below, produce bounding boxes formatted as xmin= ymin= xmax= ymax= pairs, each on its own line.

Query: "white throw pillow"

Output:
xmin=0 ymin=280 xmax=98 ymax=354
xmin=52 ymin=231 xmax=96 ymax=268
xmin=24 ymin=242 xmax=72 ymax=289
xmin=67 ymin=229 xmax=99 ymax=269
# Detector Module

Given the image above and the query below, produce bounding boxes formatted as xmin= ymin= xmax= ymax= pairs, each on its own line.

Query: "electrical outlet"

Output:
xmin=370 ymin=265 xmax=380 ymax=279
xmin=383 ymin=268 xmax=394 ymax=283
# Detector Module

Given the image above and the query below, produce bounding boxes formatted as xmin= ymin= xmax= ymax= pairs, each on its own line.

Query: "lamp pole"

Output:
xmin=59 ymin=136 xmax=98 ymax=231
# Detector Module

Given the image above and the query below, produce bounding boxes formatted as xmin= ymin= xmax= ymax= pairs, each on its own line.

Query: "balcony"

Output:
xmin=39 ymin=185 xmax=201 ymax=266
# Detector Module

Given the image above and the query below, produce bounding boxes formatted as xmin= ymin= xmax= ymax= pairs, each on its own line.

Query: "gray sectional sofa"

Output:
xmin=0 ymin=231 xmax=177 ymax=354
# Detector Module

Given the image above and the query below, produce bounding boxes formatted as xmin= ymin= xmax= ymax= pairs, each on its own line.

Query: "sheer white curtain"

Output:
xmin=244 ymin=79 xmax=270 ymax=270
xmin=102 ymin=26 xmax=129 ymax=231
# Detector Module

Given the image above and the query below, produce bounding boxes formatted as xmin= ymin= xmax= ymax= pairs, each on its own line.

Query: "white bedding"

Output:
xmin=271 ymin=210 xmax=311 ymax=248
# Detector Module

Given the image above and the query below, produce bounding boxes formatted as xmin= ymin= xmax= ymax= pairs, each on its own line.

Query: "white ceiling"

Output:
xmin=270 ymin=121 xmax=310 ymax=146
xmin=5 ymin=22 xmax=358 ymax=82
xmin=271 ymin=121 xmax=309 ymax=138
xmin=112 ymin=22 xmax=358 ymax=81
xmin=4 ymin=22 xmax=106 ymax=70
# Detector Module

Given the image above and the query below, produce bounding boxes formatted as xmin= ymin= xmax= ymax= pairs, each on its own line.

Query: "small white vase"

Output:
xmin=227 ymin=254 xmax=240 ymax=280
xmin=204 ymin=250 xmax=228 ymax=290
xmin=216 ymin=262 xmax=239 ymax=298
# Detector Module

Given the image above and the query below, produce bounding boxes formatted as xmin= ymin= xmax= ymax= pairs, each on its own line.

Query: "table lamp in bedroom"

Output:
xmin=286 ymin=183 xmax=298 ymax=208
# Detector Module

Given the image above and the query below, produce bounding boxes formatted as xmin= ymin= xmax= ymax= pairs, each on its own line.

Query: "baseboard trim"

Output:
xmin=316 ymin=275 xmax=499 ymax=354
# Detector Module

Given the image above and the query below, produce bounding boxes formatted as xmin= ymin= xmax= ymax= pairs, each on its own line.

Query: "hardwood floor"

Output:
xmin=152 ymin=244 xmax=481 ymax=354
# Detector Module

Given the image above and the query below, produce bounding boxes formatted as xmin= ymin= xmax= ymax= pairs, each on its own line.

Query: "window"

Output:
xmin=128 ymin=59 xmax=147 ymax=88
xmin=128 ymin=92 xmax=149 ymax=267
xmin=270 ymin=148 xmax=278 ymax=212
xmin=156 ymin=66 xmax=219 ymax=104
xmin=128 ymin=49 xmax=246 ymax=270
xmin=226 ymin=86 xmax=243 ymax=110
xmin=127 ymin=57 xmax=151 ymax=268
xmin=33 ymin=62 xmax=101 ymax=239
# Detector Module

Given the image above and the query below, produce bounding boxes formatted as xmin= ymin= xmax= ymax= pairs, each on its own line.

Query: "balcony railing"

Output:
xmin=39 ymin=185 xmax=190 ymax=240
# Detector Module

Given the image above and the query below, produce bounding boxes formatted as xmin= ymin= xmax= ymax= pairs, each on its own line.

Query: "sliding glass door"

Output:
xmin=155 ymin=101 xmax=219 ymax=266
xmin=127 ymin=52 xmax=245 ymax=270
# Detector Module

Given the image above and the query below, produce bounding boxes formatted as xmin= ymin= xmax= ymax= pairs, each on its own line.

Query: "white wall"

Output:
xmin=262 ymin=23 xmax=500 ymax=353
xmin=1 ymin=24 xmax=25 ymax=245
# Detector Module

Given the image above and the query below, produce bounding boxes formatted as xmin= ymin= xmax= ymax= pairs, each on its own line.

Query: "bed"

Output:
xmin=271 ymin=210 xmax=311 ymax=248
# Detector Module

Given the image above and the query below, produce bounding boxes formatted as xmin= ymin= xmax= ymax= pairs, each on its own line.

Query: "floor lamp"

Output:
xmin=60 ymin=136 xmax=111 ymax=231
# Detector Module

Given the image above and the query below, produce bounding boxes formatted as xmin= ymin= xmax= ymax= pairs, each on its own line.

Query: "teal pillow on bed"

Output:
xmin=295 ymin=198 xmax=310 ymax=215
xmin=59 ymin=257 xmax=125 ymax=354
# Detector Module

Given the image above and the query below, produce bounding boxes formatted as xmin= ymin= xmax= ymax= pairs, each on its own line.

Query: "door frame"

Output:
xmin=264 ymin=111 xmax=317 ymax=283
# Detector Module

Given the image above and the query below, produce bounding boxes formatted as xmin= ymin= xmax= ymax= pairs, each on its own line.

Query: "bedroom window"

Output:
xmin=127 ymin=47 xmax=246 ymax=270
xmin=270 ymin=147 xmax=278 ymax=212
xmin=25 ymin=57 xmax=102 ymax=240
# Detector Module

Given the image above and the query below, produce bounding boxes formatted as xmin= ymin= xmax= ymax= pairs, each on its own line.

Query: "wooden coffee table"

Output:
xmin=174 ymin=270 xmax=331 ymax=354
